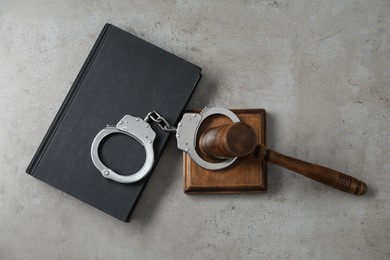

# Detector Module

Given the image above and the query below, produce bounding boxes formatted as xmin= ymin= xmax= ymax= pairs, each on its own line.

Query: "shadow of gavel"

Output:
xmin=198 ymin=122 xmax=367 ymax=196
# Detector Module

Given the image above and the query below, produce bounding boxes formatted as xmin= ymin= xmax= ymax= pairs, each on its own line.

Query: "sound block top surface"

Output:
xmin=183 ymin=109 xmax=266 ymax=194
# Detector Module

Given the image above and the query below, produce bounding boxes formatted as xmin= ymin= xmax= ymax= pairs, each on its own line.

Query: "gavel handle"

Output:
xmin=255 ymin=144 xmax=367 ymax=195
xmin=199 ymin=122 xmax=367 ymax=196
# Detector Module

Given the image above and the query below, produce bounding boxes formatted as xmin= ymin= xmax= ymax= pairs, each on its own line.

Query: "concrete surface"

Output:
xmin=1 ymin=0 xmax=389 ymax=259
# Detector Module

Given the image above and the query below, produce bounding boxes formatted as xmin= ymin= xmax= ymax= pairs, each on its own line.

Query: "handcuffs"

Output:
xmin=91 ymin=107 xmax=240 ymax=183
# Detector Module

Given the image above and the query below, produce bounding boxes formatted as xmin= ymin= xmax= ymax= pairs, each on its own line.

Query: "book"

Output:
xmin=26 ymin=24 xmax=202 ymax=222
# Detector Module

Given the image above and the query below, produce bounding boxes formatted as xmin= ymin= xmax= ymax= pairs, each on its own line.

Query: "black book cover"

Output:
xmin=26 ymin=24 xmax=202 ymax=221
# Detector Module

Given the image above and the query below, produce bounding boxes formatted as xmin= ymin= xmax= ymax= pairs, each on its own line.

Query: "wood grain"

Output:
xmin=199 ymin=122 xmax=257 ymax=159
xmin=254 ymin=144 xmax=367 ymax=195
xmin=184 ymin=109 xmax=267 ymax=194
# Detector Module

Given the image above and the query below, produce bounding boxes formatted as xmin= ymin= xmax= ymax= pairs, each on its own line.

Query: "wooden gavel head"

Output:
xmin=199 ymin=122 xmax=257 ymax=160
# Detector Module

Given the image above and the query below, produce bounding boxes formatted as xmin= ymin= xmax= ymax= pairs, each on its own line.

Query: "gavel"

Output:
xmin=198 ymin=122 xmax=367 ymax=196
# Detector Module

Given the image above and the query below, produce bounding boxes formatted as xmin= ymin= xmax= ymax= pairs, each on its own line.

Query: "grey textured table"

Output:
xmin=1 ymin=1 xmax=389 ymax=259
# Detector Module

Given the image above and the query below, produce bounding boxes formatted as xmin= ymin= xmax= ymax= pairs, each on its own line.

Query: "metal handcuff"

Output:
xmin=91 ymin=107 xmax=240 ymax=183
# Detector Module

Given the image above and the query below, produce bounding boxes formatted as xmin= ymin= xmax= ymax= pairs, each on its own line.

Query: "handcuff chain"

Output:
xmin=144 ymin=111 xmax=177 ymax=133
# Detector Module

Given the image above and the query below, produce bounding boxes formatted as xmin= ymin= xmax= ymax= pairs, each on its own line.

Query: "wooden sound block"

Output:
xmin=183 ymin=109 xmax=267 ymax=194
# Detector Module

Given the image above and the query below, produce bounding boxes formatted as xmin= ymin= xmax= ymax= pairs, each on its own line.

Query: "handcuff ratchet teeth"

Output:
xmin=91 ymin=107 xmax=240 ymax=184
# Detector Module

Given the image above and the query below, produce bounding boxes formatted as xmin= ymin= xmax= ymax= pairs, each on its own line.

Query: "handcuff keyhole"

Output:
xmin=98 ymin=133 xmax=146 ymax=176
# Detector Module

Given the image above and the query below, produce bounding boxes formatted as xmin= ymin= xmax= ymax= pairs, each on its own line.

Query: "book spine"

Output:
xmin=26 ymin=24 xmax=113 ymax=175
